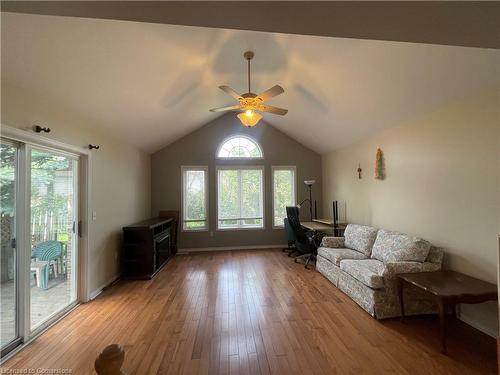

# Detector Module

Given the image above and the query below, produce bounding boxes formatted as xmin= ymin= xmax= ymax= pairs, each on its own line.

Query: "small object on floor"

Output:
xmin=95 ymin=344 xmax=126 ymax=375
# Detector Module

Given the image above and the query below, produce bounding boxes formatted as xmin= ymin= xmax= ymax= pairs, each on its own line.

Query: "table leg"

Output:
xmin=438 ymin=297 xmax=447 ymax=354
xmin=399 ymin=279 xmax=405 ymax=323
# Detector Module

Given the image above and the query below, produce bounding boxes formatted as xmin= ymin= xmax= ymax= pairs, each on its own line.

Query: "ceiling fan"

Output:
xmin=209 ymin=51 xmax=288 ymax=127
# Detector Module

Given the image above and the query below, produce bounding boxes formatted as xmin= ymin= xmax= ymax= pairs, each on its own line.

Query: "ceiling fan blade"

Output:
xmin=256 ymin=85 xmax=284 ymax=102
xmin=209 ymin=104 xmax=241 ymax=113
xmin=258 ymin=105 xmax=288 ymax=116
xmin=219 ymin=85 xmax=243 ymax=100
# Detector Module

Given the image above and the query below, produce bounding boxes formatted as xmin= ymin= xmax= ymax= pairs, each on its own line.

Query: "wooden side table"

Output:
xmin=398 ymin=270 xmax=498 ymax=354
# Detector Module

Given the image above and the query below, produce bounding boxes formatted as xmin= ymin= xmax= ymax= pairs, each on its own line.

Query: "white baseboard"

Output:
xmin=458 ymin=311 xmax=498 ymax=338
xmin=178 ymin=244 xmax=287 ymax=254
xmin=88 ymin=275 xmax=120 ymax=301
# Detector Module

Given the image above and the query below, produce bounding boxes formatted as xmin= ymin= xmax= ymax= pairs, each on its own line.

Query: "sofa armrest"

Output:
xmin=383 ymin=261 xmax=441 ymax=278
xmin=426 ymin=246 xmax=444 ymax=265
xmin=320 ymin=236 xmax=345 ymax=248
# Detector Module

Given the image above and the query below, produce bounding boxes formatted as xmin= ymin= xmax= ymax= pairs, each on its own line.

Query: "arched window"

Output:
xmin=217 ymin=135 xmax=263 ymax=158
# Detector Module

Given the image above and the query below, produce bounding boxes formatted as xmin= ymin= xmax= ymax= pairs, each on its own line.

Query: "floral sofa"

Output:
xmin=316 ymin=224 xmax=444 ymax=319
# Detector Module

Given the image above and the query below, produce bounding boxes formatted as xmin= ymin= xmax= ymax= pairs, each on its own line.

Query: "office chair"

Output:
xmin=283 ymin=218 xmax=300 ymax=257
xmin=285 ymin=206 xmax=323 ymax=269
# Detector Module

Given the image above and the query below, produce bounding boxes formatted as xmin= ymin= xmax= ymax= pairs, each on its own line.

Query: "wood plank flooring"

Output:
xmin=3 ymin=249 xmax=496 ymax=374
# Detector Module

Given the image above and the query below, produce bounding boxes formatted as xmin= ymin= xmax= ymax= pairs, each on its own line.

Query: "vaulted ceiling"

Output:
xmin=2 ymin=12 xmax=500 ymax=154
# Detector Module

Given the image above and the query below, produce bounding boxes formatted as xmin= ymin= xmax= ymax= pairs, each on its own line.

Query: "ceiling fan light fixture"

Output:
xmin=209 ymin=51 xmax=287 ymax=126
xmin=237 ymin=110 xmax=262 ymax=127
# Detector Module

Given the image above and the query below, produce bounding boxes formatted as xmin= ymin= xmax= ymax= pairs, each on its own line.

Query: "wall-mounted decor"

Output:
xmin=88 ymin=144 xmax=100 ymax=150
xmin=375 ymin=148 xmax=386 ymax=180
xmin=357 ymin=163 xmax=362 ymax=179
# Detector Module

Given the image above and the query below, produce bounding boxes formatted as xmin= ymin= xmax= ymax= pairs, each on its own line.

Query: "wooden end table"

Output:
xmin=398 ymin=270 xmax=498 ymax=354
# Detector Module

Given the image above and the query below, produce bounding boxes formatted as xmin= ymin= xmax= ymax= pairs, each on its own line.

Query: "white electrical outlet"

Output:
xmin=92 ymin=211 xmax=97 ymax=220
xmin=210 ymin=231 xmax=214 ymax=237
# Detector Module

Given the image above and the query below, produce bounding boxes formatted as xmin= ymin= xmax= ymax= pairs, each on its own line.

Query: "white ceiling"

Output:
xmin=2 ymin=12 xmax=500 ymax=154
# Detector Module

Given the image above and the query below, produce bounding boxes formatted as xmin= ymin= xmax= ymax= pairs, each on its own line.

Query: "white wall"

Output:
xmin=1 ymin=84 xmax=151 ymax=296
xmin=322 ymin=87 xmax=500 ymax=336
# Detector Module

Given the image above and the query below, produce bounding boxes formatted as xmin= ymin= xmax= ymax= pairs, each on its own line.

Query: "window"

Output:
xmin=217 ymin=166 xmax=264 ymax=229
xmin=182 ymin=166 xmax=208 ymax=231
xmin=217 ymin=135 xmax=263 ymax=158
xmin=272 ymin=166 xmax=296 ymax=227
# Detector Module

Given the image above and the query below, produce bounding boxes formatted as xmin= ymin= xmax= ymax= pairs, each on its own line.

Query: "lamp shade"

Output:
xmin=304 ymin=180 xmax=316 ymax=186
xmin=237 ymin=110 xmax=262 ymax=127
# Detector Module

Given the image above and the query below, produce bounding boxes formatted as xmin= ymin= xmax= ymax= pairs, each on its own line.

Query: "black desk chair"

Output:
xmin=283 ymin=218 xmax=302 ymax=257
xmin=286 ymin=206 xmax=323 ymax=269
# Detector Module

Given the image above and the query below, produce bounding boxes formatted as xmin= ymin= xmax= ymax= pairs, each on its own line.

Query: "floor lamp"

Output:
xmin=298 ymin=180 xmax=315 ymax=221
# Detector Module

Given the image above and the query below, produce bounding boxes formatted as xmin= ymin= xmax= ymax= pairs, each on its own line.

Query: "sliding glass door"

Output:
xmin=29 ymin=147 xmax=78 ymax=331
xmin=0 ymin=140 xmax=20 ymax=354
xmin=0 ymin=139 xmax=80 ymax=357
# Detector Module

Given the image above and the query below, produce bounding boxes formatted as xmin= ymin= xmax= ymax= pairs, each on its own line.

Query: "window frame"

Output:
xmin=271 ymin=166 xmax=297 ymax=229
xmin=181 ymin=165 xmax=209 ymax=232
xmin=216 ymin=165 xmax=265 ymax=231
xmin=216 ymin=134 xmax=264 ymax=160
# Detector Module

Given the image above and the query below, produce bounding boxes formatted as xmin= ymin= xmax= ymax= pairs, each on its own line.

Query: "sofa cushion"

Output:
xmin=344 ymin=224 xmax=378 ymax=256
xmin=320 ymin=236 xmax=345 ymax=248
xmin=318 ymin=247 xmax=367 ymax=266
xmin=339 ymin=259 xmax=385 ymax=289
xmin=371 ymin=230 xmax=431 ymax=263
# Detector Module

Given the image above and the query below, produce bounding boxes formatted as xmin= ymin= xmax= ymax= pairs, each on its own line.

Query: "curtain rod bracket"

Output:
xmin=34 ymin=125 xmax=51 ymax=133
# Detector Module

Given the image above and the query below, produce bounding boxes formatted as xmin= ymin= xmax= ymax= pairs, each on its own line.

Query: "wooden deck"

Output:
xmin=1 ymin=277 xmax=72 ymax=347
xmin=3 ymin=249 xmax=497 ymax=374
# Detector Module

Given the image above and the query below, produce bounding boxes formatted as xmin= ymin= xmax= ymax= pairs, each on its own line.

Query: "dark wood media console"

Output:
xmin=122 ymin=216 xmax=177 ymax=279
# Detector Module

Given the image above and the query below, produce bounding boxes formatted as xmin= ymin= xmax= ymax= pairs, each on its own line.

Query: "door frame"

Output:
xmin=0 ymin=124 xmax=92 ymax=354
xmin=0 ymin=138 xmax=22 ymax=356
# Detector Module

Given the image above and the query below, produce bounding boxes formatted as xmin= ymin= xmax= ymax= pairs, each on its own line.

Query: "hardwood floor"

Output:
xmin=3 ymin=249 xmax=496 ymax=374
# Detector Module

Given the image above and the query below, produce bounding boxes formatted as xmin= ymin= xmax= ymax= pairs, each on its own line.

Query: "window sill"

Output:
xmin=182 ymin=228 xmax=209 ymax=233
xmin=216 ymin=227 xmax=265 ymax=232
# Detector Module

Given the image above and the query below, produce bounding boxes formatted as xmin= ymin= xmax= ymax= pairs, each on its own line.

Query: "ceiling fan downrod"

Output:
xmin=244 ymin=51 xmax=254 ymax=94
